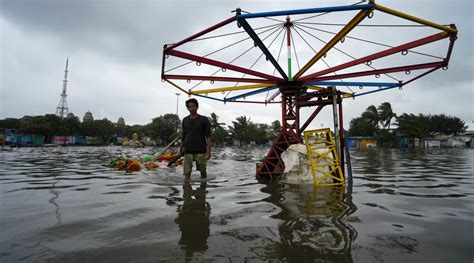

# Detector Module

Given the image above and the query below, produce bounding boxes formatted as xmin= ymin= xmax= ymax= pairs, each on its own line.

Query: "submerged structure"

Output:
xmin=161 ymin=0 xmax=457 ymax=181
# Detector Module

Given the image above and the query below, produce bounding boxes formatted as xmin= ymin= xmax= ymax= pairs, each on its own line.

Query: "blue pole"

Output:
xmin=238 ymin=19 xmax=288 ymax=79
xmin=194 ymin=94 xmax=225 ymax=102
xmin=238 ymin=3 xmax=374 ymax=19
xmin=354 ymin=84 xmax=401 ymax=97
xmin=306 ymin=81 xmax=399 ymax=87
xmin=225 ymin=86 xmax=277 ymax=101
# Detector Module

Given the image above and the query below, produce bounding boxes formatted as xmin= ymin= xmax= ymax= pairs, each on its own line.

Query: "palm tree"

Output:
xmin=361 ymin=105 xmax=379 ymax=131
xmin=377 ymin=102 xmax=396 ymax=129
xmin=208 ymin=112 xmax=227 ymax=146
xmin=228 ymin=115 xmax=255 ymax=145
xmin=349 ymin=116 xmax=374 ymax=136
xmin=209 ymin=112 xmax=225 ymax=130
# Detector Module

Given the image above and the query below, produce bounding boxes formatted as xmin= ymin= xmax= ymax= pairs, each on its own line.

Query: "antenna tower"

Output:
xmin=55 ymin=57 xmax=70 ymax=118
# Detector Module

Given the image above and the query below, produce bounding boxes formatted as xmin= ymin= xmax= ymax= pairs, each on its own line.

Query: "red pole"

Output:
xmin=162 ymin=74 xmax=275 ymax=84
xmin=306 ymin=61 xmax=444 ymax=82
xmin=282 ymin=94 xmax=287 ymax=130
xmin=165 ymin=50 xmax=282 ymax=81
xmin=164 ymin=16 xmax=236 ymax=51
xmin=299 ymin=32 xmax=448 ymax=81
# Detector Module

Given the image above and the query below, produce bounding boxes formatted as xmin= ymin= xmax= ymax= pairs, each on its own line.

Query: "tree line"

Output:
xmin=124 ymin=113 xmax=282 ymax=146
xmin=0 ymin=113 xmax=282 ymax=146
xmin=1 ymin=104 xmax=467 ymax=147
xmin=348 ymin=102 xmax=467 ymax=147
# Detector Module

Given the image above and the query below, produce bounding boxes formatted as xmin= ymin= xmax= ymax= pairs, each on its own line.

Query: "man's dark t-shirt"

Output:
xmin=182 ymin=115 xmax=211 ymax=154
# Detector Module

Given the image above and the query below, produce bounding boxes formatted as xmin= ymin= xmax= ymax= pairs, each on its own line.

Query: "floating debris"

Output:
xmin=105 ymin=151 xmax=183 ymax=173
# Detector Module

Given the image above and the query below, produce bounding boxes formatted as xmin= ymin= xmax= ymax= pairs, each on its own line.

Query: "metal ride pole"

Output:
xmin=338 ymin=96 xmax=345 ymax=177
xmin=175 ymin=93 xmax=180 ymax=116
xmin=331 ymin=86 xmax=340 ymax=161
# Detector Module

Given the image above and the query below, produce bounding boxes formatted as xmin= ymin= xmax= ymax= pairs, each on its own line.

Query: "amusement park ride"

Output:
xmin=161 ymin=0 xmax=457 ymax=181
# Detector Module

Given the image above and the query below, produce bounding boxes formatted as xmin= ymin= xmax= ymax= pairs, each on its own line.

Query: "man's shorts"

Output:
xmin=183 ymin=153 xmax=207 ymax=175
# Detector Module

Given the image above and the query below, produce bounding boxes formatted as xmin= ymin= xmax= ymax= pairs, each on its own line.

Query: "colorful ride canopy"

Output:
xmin=162 ymin=0 xmax=457 ymax=104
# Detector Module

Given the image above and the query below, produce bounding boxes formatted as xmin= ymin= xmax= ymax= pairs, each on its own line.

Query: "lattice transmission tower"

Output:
xmin=55 ymin=57 xmax=70 ymax=118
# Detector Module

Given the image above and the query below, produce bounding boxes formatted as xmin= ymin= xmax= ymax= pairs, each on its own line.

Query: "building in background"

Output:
xmin=83 ymin=111 xmax=94 ymax=122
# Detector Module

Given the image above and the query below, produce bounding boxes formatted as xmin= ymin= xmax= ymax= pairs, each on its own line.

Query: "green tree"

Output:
xmin=0 ymin=118 xmax=21 ymax=129
xmin=349 ymin=105 xmax=379 ymax=137
xmin=93 ymin=118 xmax=115 ymax=143
xmin=208 ymin=112 xmax=227 ymax=146
xmin=361 ymin=105 xmax=379 ymax=130
xmin=269 ymin=120 xmax=281 ymax=140
xmin=348 ymin=103 xmax=398 ymax=146
xmin=228 ymin=115 xmax=256 ymax=145
xmin=396 ymin=113 xmax=432 ymax=146
xmin=20 ymin=114 xmax=63 ymax=137
xmin=81 ymin=119 xmax=96 ymax=137
xmin=209 ymin=112 xmax=225 ymax=130
xmin=254 ymin=123 xmax=269 ymax=144
xmin=64 ymin=113 xmax=81 ymax=135
xmin=348 ymin=116 xmax=374 ymax=137
xmin=430 ymin=114 xmax=467 ymax=135
xmin=147 ymin=113 xmax=180 ymax=144
xmin=212 ymin=126 xmax=227 ymax=146
xmin=377 ymin=102 xmax=396 ymax=129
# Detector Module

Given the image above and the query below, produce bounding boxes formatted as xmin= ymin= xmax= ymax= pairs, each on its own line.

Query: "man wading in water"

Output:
xmin=179 ymin=98 xmax=212 ymax=182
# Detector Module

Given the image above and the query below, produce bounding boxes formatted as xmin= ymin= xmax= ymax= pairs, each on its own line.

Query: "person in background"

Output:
xmin=179 ymin=98 xmax=211 ymax=182
xmin=0 ymin=134 xmax=5 ymax=149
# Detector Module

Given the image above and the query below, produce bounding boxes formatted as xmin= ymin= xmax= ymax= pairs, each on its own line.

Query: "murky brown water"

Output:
xmin=1 ymin=146 xmax=473 ymax=262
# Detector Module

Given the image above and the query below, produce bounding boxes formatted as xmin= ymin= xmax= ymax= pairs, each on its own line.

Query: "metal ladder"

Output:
xmin=304 ymin=128 xmax=345 ymax=186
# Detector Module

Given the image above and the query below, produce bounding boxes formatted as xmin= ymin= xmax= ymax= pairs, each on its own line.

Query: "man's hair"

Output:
xmin=185 ymin=98 xmax=199 ymax=107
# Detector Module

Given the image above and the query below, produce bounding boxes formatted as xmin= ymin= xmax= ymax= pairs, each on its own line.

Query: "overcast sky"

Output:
xmin=1 ymin=0 xmax=472 ymax=130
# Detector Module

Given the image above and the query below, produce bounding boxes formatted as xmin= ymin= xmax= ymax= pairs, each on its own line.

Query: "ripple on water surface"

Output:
xmin=0 ymin=146 xmax=473 ymax=262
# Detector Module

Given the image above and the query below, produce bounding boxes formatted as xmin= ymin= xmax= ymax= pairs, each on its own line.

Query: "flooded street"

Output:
xmin=1 ymin=146 xmax=473 ymax=262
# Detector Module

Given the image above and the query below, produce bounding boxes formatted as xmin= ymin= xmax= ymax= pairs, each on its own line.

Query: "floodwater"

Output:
xmin=0 ymin=146 xmax=473 ymax=262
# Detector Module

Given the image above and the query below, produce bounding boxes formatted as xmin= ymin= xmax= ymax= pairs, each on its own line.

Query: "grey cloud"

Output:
xmin=0 ymin=0 xmax=472 ymax=128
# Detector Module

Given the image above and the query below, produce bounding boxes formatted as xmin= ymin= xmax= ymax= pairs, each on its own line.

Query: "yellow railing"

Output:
xmin=304 ymin=128 xmax=344 ymax=186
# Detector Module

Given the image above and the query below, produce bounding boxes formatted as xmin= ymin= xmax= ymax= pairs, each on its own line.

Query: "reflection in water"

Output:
xmin=49 ymin=174 xmax=62 ymax=225
xmin=262 ymin=182 xmax=358 ymax=261
xmin=175 ymin=182 xmax=211 ymax=258
xmin=1 ymin=147 xmax=473 ymax=262
xmin=345 ymin=172 xmax=358 ymax=217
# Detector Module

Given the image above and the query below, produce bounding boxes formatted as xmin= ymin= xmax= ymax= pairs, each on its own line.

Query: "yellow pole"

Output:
xmin=294 ymin=10 xmax=369 ymax=80
xmin=375 ymin=4 xmax=457 ymax=34
xmin=306 ymin=85 xmax=324 ymax=91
